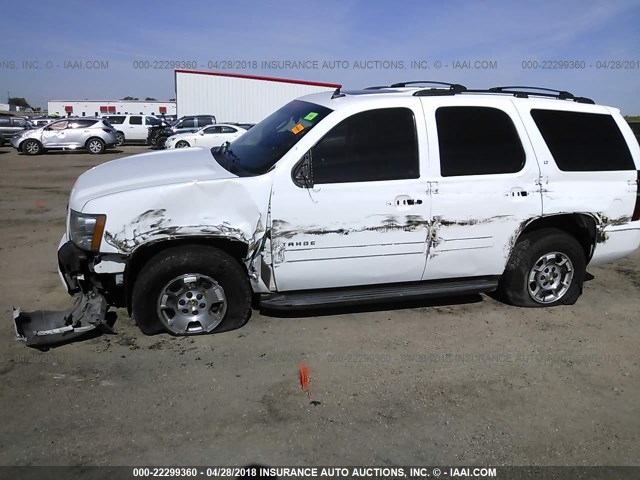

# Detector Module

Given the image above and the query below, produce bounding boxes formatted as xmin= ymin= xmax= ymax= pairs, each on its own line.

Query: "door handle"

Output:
xmin=508 ymin=187 xmax=528 ymax=197
xmin=390 ymin=195 xmax=423 ymax=207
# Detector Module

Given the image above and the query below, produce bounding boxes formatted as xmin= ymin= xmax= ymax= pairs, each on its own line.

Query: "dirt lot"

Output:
xmin=0 ymin=145 xmax=638 ymax=468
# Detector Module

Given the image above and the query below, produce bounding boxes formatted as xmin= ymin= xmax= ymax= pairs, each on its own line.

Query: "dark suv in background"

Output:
xmin=148 ymin=115 xmax=217 ymax=149
xmin=0 ymin=116 xmax=33 ymax=146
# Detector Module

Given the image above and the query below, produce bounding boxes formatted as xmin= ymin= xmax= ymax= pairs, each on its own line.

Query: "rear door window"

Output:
xmin=531 ymin=110 xmax=635 ymax=171
xmin=69 ymin=120 xmax=97 ymax=128
xmin=436 ymin=106 xmax=526 ymax=176
xmin=129 ymin=116 xmax=143 ymax=125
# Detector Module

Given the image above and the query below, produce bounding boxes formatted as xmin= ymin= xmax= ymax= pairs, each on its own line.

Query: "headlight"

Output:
xmin=69 ymin=210 xmax=106 ymax=251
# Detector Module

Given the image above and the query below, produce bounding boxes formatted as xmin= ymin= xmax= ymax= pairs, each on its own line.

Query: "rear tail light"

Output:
xmin=632 ymin=170 xmax=640 ymax=221
xmin=102 ymin=128 xmax=114 ymax=133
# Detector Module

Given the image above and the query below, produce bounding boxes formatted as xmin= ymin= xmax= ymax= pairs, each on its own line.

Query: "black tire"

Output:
xmin=498 ymin=228 xmax=586 ymax=307
xmin=175 ymin=140 xmax=190 ymax=148
xmin=115 ymin=131 xmax=125 ymax=146
xmin=131 ymin=245 xmax=252 ymax=336
xmin=86 ymin=137 xmax=105 ymax=154
xmin=22 ymin=139 xmax=42 ymax=155
xmin=0 ymin=135 xmax=4 ymax=147
xmin=156 ymin=136 xmax=168 ymax=149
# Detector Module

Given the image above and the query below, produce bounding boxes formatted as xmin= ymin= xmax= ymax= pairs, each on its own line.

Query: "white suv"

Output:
xmin=13 ymin=82 xmax=640 ymax=346
xmin=102 ymin=114 xmax=164 ymax=145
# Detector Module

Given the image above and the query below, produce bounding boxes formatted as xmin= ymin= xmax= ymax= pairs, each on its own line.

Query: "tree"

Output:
xmin=145 ymin=97 xmax=157 ymax=101
xmin=121 ymin=96 xmax=139 ymax=101
xmin=169 ymin=98 xmax=176 ymax=102
xmin=8 ymin=97 xmax=31 ymax=108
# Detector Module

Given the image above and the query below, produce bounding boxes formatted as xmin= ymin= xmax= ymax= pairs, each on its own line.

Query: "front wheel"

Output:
xmin=498 ymin=228 xmax=586 ymax=307
xmin=23 ymin=139 xmax=42 ymax=155
xmin=175 ymin=140 xmax=190 ymax=148
xmin=132 ymin=245 xmax=252 ymax=335
xmin=86 ymin=137 xmax=105 ymax=154
xmin=115 ymin=132 xmax=125 ymax=146
xmin=156 ymin=136 xmax=168 ymax=149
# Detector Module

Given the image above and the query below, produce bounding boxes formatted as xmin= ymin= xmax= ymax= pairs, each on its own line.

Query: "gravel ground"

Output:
xmin=0 ymin=145 xmax=638 ymax=468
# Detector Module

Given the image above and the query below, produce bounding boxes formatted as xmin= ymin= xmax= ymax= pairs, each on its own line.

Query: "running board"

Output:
xmin=260 ymin=276 xmax=500 ymax=310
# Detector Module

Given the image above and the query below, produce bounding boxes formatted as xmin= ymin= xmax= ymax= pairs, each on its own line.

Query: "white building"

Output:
xmin=0 ymin=103 xmax=9 ymax=112
xmin=175 ymin=70 xmax=341 ymax=123
xmin=47 ymin=100 xmax=177 ymax=117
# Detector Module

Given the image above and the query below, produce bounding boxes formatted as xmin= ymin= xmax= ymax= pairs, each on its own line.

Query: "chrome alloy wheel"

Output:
xmin=157 ymin=273 xmax=227 ymax=334
xmin=527 ymin=252 xmax=574 ymax=304
xmin=88 ymin=139 xmax=103 ymax=153
xmin=25 ymin=141 xmax=40 ymax=154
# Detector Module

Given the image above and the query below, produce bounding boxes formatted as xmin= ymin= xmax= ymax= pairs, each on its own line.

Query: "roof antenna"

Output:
xmin=331 ymin=88 xmax=345 ymax=99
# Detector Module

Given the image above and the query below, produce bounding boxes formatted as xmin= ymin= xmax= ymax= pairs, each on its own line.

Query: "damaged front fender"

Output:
xmin=13 ymin=291 xmax=115 ymax=348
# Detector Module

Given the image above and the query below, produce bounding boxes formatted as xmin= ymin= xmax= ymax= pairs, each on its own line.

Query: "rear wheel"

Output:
xmin=86 ymin=137 xmax=105 ymax=154
xmin=23 ymin=139 xmax=42 ymax=155
xmin=115 ymin=132 xmax=125 ymax=146
xmin=498 ymin=228 xmax=586 ymax=307
xmin=132 ymin=245 xmax=252 ymax=335
xmin=175 ymin=140 xmax=190 ymax=148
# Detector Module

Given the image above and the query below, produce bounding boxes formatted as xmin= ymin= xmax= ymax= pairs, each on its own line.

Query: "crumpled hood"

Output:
xmin=70 ymin=147 xmax=234 ymax=211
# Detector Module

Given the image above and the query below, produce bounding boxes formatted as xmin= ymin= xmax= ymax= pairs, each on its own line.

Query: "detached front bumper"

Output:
xmin=12 ymin=238 xmax=120 ymax=348
xmin=13 ymin=291 xmax=114 ymax=347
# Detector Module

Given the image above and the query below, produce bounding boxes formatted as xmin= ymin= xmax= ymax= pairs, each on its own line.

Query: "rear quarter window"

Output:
xmin=531 ymin=110 xmax=635 ymax=171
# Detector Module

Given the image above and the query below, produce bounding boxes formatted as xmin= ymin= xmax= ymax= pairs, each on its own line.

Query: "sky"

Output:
xmin=1 ymin=0 xmax=639 ymax=114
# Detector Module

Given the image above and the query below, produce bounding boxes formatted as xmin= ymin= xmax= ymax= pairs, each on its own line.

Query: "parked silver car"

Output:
xmin=11 ymin=117 xmax=117 ymax=155
xmin=0 ymin=116 xmax=33 ymax=146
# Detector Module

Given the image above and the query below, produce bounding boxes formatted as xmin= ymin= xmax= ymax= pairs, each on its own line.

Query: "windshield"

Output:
xmin=211 ymin=100 xmax=332 ymax=176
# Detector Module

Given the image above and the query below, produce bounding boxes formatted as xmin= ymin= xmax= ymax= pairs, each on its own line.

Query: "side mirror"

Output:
xmin=198 ymin=131 xmax=204 ymax=135
xmin=292 ymin=151 xmax=313 ymax=188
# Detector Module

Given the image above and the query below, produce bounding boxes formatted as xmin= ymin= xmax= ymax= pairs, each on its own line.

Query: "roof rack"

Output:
xmin=465 ymin=85 xmax=595 ymax=104
xmin=331 ymin=87 xmax=345 ymax=99
xmin=340 ymin=83 xmax=595 ymax=104
xmin=393 ymin=81 xmax=468 ymax=94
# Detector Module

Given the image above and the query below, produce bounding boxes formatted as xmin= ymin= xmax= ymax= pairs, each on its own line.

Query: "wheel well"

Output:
xmin=123 ymin=237 xmax=249 ymax=313
xmin=519 ymin=214 xmax=597 ymax=262
xmin=21 ymin=138 xmax=41 ymax=149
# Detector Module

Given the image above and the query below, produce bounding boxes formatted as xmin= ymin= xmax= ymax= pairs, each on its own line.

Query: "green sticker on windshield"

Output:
xmin=304 ymin=112 xmax=319 ymax=121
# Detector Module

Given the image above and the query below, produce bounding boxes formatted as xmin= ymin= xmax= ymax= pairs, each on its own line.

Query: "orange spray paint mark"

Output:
xmin=299 ymin=362 xmax=310 ymax=394
xmin=35 ymin=200 xmax=45 ymax=209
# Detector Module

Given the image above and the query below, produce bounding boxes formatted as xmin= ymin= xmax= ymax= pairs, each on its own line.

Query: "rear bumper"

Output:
xmin=590 ymin=223 xmax=640 ymax=266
